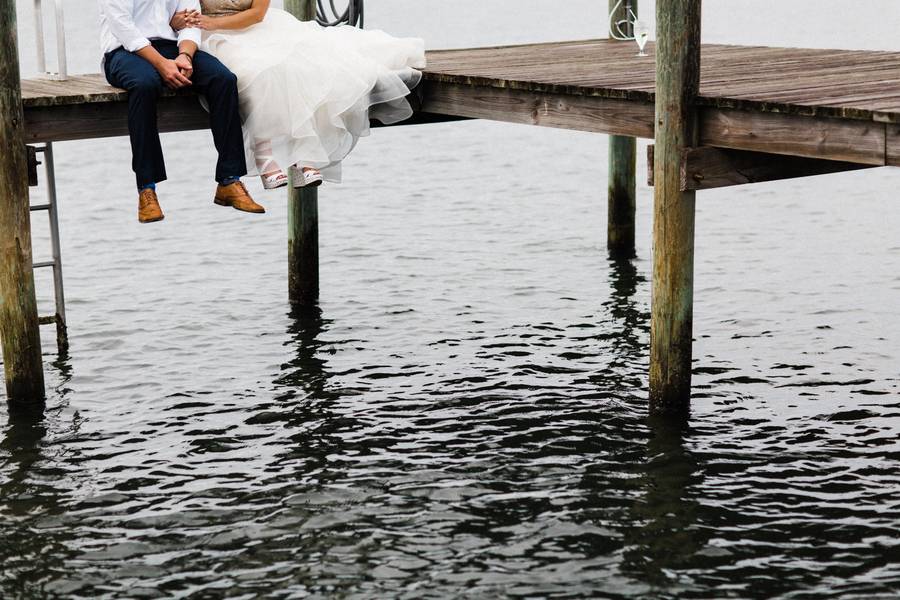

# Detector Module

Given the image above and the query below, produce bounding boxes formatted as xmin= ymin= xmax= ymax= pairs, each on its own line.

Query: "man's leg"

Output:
xmin=104 ymin=49 xmax=167 ymax=189
xmin=189 ymin=51 xmax=247 ymax=183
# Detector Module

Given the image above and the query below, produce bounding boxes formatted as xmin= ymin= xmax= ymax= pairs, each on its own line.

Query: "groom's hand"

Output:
xmin=157 ymin=59 xmax=192 ymax=89
xmin=137 ymin=46 xmax=192 ymax=89
xmin=175 ymin=53 xmax=194 ymax=80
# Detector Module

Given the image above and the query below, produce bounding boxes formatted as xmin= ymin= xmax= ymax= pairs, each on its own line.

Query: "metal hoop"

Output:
xmin=316 ymin=0 xmax=365 ymax=28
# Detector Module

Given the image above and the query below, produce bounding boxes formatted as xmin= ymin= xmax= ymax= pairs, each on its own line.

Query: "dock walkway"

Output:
xmin=21 ymin=40 xmax=900 ymax=166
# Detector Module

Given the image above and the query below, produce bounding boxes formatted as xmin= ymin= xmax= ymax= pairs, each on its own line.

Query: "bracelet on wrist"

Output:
xmin=178 ymin=52 xmax=193 ymax=63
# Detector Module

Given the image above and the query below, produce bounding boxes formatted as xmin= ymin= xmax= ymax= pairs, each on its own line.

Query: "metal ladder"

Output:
xmin=28 ymin=144 xmax=68 ymax=353
xmin=30 ymin=0 xmax=69 ymax=353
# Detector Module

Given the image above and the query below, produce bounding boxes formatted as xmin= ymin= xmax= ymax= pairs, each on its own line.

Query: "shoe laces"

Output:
xmin=139 ymin=189 xmax=156 ymax=204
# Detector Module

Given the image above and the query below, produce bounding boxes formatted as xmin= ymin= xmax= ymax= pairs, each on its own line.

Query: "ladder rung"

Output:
xmin=33 ymin=260 xmax=55 ymax=269
xmin=38 ymin=315 xmax=58 ymax=325
xmin=30 ymin=204 xmax=51 ymax=211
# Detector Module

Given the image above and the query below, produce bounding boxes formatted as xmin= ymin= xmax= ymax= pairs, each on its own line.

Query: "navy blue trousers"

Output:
xmin=104 ymin=39 xmax=247 ymax=189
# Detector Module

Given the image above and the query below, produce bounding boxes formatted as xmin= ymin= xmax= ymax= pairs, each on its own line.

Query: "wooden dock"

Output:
xmin=5 ymin=0 xmax=899 ymax=416
xmin=22 ymin=39 xmax=900 ymax=167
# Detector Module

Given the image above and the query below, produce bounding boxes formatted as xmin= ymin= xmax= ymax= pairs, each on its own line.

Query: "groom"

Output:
xmin=99 ymin=0 xmax=265 ymax=222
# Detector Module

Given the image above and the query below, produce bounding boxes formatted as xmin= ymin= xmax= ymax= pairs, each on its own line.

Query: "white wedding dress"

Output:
xmin=199 ymin=3 xmax=426 ymax=182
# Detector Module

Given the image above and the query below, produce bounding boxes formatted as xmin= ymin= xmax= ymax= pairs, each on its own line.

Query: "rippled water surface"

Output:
xmin=2 ymin=1 xmax=900 ymax=598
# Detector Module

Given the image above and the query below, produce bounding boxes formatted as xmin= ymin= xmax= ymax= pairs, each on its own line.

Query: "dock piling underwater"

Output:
xmin=0 ymin=0 xmax=46 ymax=409
xmin=648 ymin=0 xmax=701 ymax=416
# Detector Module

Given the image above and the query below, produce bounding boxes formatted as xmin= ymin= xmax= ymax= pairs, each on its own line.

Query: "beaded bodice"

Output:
xmin=200 ymin=0 xmax=253 ymax=17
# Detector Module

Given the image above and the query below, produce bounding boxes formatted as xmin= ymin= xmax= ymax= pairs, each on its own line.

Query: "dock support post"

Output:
xmin=0 ymin=0 xmax=46 ymax=408
xmin=285 ymin=0 xmax=319 ymax=307
xmin=650 ymin=0 xmax=701 ymax=416
xmin=607 ymin=0 xmax=636 ymax=259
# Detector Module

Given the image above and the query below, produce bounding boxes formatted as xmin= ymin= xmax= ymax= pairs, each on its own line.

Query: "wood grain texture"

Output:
xmin=424 ymin=40 xmax=900 ymax=123
xmin=20 ymin=40 xmax=900 ymax=123
xmin=681 ymin=146 xmax=873 ymax=190
xmin=647 ymin=145 xmax=873 ymax=191
xmin=283 ymin=0 xmax=315 ymax=21
xmin=0 ymin=0 xmax=45 ymax=407
xmin=419 ymin=80 xmax=655 ymax=137
xmin=886 ymin=126 xmax=900 ymax=167
xmin=700 ymin=108 xmax=886 ymax=165
xmin=24 ymin=97 xmax=209 ymax=143
xmin=650 ymin=0 xmax=701 ymax=416
xmin=22 ymin=40 xmax=900 ymax=165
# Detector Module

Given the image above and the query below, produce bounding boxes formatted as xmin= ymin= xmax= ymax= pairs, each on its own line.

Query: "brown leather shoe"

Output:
xmin=214 ymin=181 xmax=265 ymax=214
xmin=138 ymin=188 xmax=164 ymax=223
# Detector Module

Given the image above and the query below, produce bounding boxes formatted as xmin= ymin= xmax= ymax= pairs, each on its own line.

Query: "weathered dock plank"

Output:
xmin=647 ymin=145 xmax=873 ymax=191
xmin=418 ymin=81 xmax=656 ymax=137
xmin=422 ymin=40 xmax=900 ymax=123
xmin=700 ymin=108 xmax=886 ymax=165
xmin=885 ymin=126 xmax=900 ymax=167
xmin=20 ymin=40 xmax=900 ymax=163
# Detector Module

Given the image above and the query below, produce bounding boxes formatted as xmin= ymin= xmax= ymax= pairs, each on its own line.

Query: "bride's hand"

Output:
xmin=170 ymin=9 xmax=201 ymax=31
xmin=194 ymin=15 xmax=216 ymax=30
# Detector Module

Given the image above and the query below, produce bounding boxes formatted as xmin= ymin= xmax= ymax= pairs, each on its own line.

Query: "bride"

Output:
xmin=171 ymin=0 xmax=425 ymax=191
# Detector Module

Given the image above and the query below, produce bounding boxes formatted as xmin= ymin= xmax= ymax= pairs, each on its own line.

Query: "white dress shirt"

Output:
xmin=99 ymin=0 xmax=202 ymax=55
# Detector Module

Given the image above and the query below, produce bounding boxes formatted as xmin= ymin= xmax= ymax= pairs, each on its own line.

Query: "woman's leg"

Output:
xmin=255 ymin=140 xmax=284 ymax=176
xmin=255 ymin=140 xmax=289 ymax=189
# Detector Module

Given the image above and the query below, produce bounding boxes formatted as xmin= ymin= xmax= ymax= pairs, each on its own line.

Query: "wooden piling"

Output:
xmin=284 ymin=0 xmax=319 ymax=306
xmin=607 ymin=0 xmax=636 ymax=259
xmin=649 ymin=0 xmax=701 ymax=416
xmin=0 ymin=0 xmax=45 ymax=407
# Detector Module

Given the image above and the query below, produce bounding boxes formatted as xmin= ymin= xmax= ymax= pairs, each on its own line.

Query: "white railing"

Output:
xmin=34 ymin=0 xmax=67 ymax=80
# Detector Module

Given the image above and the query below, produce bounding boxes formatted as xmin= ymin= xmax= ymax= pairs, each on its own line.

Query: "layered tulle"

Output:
xmin=201 ymin=8 xmax=425 ymax=181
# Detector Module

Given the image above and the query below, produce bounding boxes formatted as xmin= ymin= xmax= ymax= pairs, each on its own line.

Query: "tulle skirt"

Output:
xmin=201 ymin=9 xmax=425 ymax=181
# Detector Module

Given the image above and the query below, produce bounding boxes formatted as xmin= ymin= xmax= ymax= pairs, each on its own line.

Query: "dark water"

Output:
xmin=3 ymin=1 xmax=900 ymax=598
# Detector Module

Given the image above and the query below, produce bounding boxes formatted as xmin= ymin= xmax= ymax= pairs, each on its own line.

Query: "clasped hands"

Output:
xmin=157 ymin=10 xmax=209 ymax=89
xmin=171 ymin=9 xmax=210 ymax=32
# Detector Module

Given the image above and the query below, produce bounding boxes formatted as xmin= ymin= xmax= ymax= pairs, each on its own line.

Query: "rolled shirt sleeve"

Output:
xmin=176 ymin=0 xmax=202 ymax=47
xmin=98 ymin=0 xmax=151 ymax=52
xmin=177 ymin=27 xmax=202 ymax=47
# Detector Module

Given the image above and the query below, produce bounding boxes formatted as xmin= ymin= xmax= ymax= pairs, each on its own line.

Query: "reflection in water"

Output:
xmin=269 ymin=305 xmax=361 ymax=489
xmin=275 ymin=305 xmax=332 ymax=400
xmin=0 ymin=415 xmax=75 ymax=598
xmin=0 ymin=245 xmax=897 ymax=597
xmin=0 ymin=351 xmax=78 ymax=595
xmin=586 ymin=256 xmax=650 ymax=401
xmin=622 ymin=419 xmax=705 ymax=592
